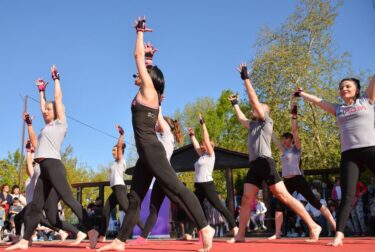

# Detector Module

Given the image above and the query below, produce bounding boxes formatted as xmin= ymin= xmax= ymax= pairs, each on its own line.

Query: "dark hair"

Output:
xmin=113 ymin=144 xmax=126 ymax=154
xmin=147 ymin=65 xmax=165 ymax=100
xmin=13 ymin=197 xmax=19 ymax=201
xmin=339 ymin=78 xmax=361 ymax=99
xmin=1 ymin=184 xmax=9 ymax=191
xmin=281 ymin=132 xmax=293 ymax=140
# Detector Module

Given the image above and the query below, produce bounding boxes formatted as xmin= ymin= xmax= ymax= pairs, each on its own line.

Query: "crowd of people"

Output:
xmin=4 ymin=16 xmax=375 ymax=251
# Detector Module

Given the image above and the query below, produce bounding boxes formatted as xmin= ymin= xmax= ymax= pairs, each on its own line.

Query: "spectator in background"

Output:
xmin=10 ymin=186 xmax=26 ymax=207
xmin=367 ymin=177 xmax=375 ymax=205
xmin=328 ymin=204 xmax=337 ymax=236
xmin=0 ymin=184 xmax=13 ymax=215
xmin=369 ymin=196 xmax=375 ymax=235
xmin=8 ymin=197 xmax=23 ymax=233
xmin=250 ymin=196 xmax=267 ymax=231
xmin=331 ymin=177 xmax=342 ymax=203
xmin=350 ymin=180 xmax=367 ymax=236
xmin=0 ymin=199 xmax=5 ymax=240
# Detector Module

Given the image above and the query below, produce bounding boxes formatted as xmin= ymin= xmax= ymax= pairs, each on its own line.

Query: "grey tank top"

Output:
xmin=248 ymin=113 xmax=273 ymax=162
xmin=157 ymin=127 xmax=175 ymax=161
xmin=335 ymin=95 xmax=375 ymax=152
xmin=281 ymin=146 xmax=302 ymax=177
xmin=34 ymin=118 xmax=67 ymax=160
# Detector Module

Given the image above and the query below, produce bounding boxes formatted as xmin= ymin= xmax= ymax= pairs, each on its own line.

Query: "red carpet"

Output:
xmin=0 ymin=237 xmax=374 ymax=252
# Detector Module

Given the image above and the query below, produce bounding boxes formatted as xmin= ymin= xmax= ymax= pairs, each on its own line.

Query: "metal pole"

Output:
xmin=19 ymin=95 xmax=28 ymax=191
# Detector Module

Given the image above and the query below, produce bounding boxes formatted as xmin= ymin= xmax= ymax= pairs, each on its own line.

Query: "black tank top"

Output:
xmin=131 ymin=96 xmax=159 ymax=147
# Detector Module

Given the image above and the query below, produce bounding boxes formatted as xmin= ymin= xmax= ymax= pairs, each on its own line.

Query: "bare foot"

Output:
xmin=267 ymin=234 xmax=281 ymax=240
xmin=70 ymin=231 xmax=87 ymax=245
xmin=96 ymin=239 xmax=125 ymax=251
xmin=200 ymin=225 xmax=215 ymax=251
xmin=327 ymin=232 xmax=344 ymax=246
xmin=10 ymin=235 xmax=20 ymax=245
xmin=59 ymin=230 xmax=69 ymax=243
xmin=88 ymin=229 xmax=99 ymax=249
xmin=306 ymin=225 xmax=321 ymax=243
xmin=5 ymin=239 xmax=29 ymax=250
xmin=226 ymin=234 xmax=245 ymax=244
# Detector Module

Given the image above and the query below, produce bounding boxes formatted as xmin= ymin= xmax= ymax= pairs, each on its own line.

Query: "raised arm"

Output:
xmin=294 ymin=89 xmax=336 ymax=116
xmin=366 ymin=75 xmax=375 ymax=103
xmin=25 ymin=141 xmax=34 ymax=178
xmin=199 ymin=114 xmax=214 ymax=156
xmin=23 ymin=112 xmax=38 ymax=148
xmin=116 ymin=125 xmax=125 ymax=161
xmin=188 ymin=127 xmax=203 ymax=156
xmin=35 ymin=79 xmax=48 ymax=114
xmin=134 ymin=17 xmax=155 ymax=97
xmin=238 ymin=63 xmax=265 ymax=120
xmin=229 ymin=94 xmax=250 ymax=129
xmin=291 ymin=100 xmax=301 ymax=149
xmin=51 ymin=65 xmax=65 ymax=121
xmin=271 ymin=133 xmax=284 ymax=152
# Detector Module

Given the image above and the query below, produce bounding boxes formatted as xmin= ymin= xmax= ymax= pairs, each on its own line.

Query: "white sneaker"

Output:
xmin=261 ymin=225 xmax=267 ymax=230
xmin=254 ymin=226 xmax=259 ymax=231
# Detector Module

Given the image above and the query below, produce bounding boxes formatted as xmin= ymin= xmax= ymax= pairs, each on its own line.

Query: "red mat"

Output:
xmin=1 ymin=237 xmax=374 ymax=252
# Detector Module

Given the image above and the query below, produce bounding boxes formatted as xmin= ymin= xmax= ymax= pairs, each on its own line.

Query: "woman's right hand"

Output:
xmin=35 ymin=78 xmax=48 ymax=92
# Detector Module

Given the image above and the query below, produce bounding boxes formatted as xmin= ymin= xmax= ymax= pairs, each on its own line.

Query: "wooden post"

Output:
xmin=99 ymin=185 xmax=105 ymax=202
xmin=225 ymin=167 xmax=235 ymax=215
xmin=19 ymin=95 xmax=28 ymax=191
xmin=76 ymin=187 xmax=82 ymax=204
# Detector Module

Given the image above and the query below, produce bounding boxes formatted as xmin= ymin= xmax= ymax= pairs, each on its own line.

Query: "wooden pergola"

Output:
xmin=72 ymin=144 xmax=339 ymax=215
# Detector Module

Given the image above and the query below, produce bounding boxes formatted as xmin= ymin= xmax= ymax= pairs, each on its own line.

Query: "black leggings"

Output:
xmin=23 ymin=159 xmax=91 ymax=240
xmin=15 ymin=206 xmax=58 ymax=235
xmin=193 ymin=181 xmax=236 ymax=230
xmin=140 ymin=181 xmax=166 ymax=238
xmin=275 ymin=175 xmax=322 ymax=212
xmin=116 ymin=141 xmax=208 ymax=242
xmin=336 ymin=146 xmax=375 ymax=232
xmin=99 ymin=185 xmax=144 ymax=236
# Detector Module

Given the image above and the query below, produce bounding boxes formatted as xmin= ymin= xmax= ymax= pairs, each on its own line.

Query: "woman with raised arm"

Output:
xmin=7 ymin=66 xmax=97 ymax=251
xmin=98 ymin=125 xmax=144 ymax=243
xmin=129 ymin=103 xmax=184 ymax=245
xmin=294 ymin=75 xmax=375 ymax=246
xmin=268 ymin=100 xmax=336 ymax=240
xmin=185 ymin=114 xmax=238 ymax=240
xmin=97 ymin=17 xmax=214 ymax=252
xmin=227 ymin=63 xmax=321 ymax=243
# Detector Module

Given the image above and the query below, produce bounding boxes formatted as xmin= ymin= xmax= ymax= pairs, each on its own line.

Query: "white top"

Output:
xmin=157 ymin=127 xmax=175 ymax=161
xmin=281 ymin=146 xmax=302 ymax=177
xmin=25 ymin=164 xmax=41 ymax=204
xmin=109 ymin=159 xmax=126 ymax=187
xmin=34 ymin=118 xmax=68 ymax=160
xmin=255 ymin=201 xmax=267 ymax=215
xmin=10 ymin=194 xmax=26 ymax=206
xmin=194 ymin=153 xmax=215 ymax=183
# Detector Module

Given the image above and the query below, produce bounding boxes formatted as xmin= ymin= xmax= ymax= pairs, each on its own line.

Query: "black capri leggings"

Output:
xmin=336 ymin=146 xmax=375 ymax=232
xmin=99 ymin=185 xmax=144 ymax=236
xmin=116 ymin=141 xmax=208 ymax=242
xmin=23 ymin=158 xmax=91 ymax=240
xmin=275 ymin=175 xmax=322 ymax=212
xmin=194 ymin=181 xmax=236 ymax=230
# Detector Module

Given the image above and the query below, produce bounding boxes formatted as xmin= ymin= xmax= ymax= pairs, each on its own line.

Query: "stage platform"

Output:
xmin=1 ymin=237 xmax=374 ymax=252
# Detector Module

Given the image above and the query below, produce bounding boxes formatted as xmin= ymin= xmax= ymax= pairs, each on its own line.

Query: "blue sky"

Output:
xmin=1 ymin=0 xmax=374 ymax=171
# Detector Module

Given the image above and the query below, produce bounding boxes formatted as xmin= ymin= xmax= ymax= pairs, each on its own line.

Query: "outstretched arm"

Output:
xmin=271 ymin=133 xmax=284 ymax=152
xmin=134 ymin=17 xmax=155 ymax=99
xmin=229 ymin=94 xmax=250 ymax=129
xmin=116 ymin=125 xmax=125 ymax=161
xmin=25 ymin=141 xmax=34 ymax=178
xmin=188 ymin=127 xmax=203 ymax=156
xmin=295 ymin=89 xmax=336 ymax=116
xmin=51 ymin=65 xmax=65 ymax=121
xmin=23 ymin=112 xmax=38 ymax=148
xmin=237 ymin=63 xmax=265 ymax=120
xmin=199 ymin=114 xmax=214 ymax=156
xmin=291 ymin=100 xmax=301 ymax=149
xmin=35 ymin=79 xmax=48 ymax=114
xmin=366 ymin=75 xmax=375 ymax=103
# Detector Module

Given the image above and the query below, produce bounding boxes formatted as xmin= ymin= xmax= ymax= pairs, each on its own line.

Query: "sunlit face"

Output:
xmin=282 ymin=137 xmax=293 ymax=148
xmin=13 ymin=188 xmax=19 ymax=195
xmin=2 ymin=185 xmax=9 ymax=193
xmin=199 ymin=141 xmax=207 ymax=153
xmin=112 ymin=146 xmax=118 ymax=160
xmin=43 ymin=103 xmax=55 ymax=123
xmin=339 ymin=80 xmax=358 ymax=102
